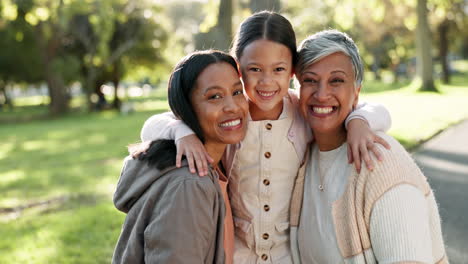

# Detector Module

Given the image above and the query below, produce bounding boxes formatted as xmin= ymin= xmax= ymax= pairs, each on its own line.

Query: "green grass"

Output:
xmin=0 ymin=95 xmax=169 ymax=263
xmin=361 ymin=73 xmax=468 ymax=149
xmin=0 ymin=68 xmax=467 ymax=263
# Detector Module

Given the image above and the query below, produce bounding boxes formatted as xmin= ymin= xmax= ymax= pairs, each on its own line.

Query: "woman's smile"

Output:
xmin=309 ymin=105 xmax=337 ymax=116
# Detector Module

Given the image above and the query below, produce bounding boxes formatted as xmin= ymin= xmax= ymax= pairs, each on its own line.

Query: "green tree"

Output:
xmin=65 ymin=0 xmax=168 ymax=111
xmin=0 ymin=0 xmax=42 ymax=110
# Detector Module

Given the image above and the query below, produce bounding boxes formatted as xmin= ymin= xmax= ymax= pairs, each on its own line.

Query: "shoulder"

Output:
xmin=162 ymin=165 xmax=219 ymax=198
xmin=369 ymin=132 xmax=424 ymax=176
xmin=357 ymin=132 xmax=431 ymax=199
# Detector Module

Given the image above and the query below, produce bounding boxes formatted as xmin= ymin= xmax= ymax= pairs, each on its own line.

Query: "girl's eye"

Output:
xmin=208 ymin=94 xmax=222 ymax=100
xmin=233 ymin=90 xmax=243 ymax=96
xmin=275 ymin=67 xmax=286 ymax=72
xmin=249 ymin=67 xmax=261 ymax=72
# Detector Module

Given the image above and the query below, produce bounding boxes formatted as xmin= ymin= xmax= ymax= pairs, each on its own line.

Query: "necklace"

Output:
xmin=317 ymin=150 xmax=326 ymax=192
xmin=318 ymin=165 xmax=325 ymax=191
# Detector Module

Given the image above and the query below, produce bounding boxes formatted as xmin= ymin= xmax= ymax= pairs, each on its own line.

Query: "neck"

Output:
xmin=249 ymin=100 xmax=283 ymax=121
xmin=204 ymin=142 xmax=227 ymax=167
xmin=314 ymin=127 xmax=347 ymax=151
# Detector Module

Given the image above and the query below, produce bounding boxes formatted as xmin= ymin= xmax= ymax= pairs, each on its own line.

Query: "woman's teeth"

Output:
xmin=312 ymin=106 xmax=334 ymax=114
xmin=258 ymin=91 xmax=276 ymax=97
xmin=219 ymin=119 xmax=241 ymax=127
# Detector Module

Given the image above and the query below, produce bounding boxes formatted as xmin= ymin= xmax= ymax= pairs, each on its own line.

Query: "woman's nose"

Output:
xmin=223 ymin=96 xmax=240 ymax=113
xmin=313 ymin=82 xmax=330 ymax=101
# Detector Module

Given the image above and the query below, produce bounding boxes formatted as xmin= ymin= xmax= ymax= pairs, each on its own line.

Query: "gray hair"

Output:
xmin=296 ymin=29 xmax=364 ymax=86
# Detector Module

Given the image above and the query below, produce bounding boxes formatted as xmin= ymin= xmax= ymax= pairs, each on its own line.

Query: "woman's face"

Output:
xmin=191 ymin=62 xmax=248 ymax=146
xmin=238 ymin=39 xmax=293 ymax=119
xmin=298 ymin=52 xmax=361 ymax=138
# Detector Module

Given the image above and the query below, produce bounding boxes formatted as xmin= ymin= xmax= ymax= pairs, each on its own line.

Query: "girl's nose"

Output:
xmin=259 ymin=72 xmax=273 ymax=85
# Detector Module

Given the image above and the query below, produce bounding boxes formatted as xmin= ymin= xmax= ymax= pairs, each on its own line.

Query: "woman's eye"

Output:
xmin=208 ymin=94 xmax=222 ymax=100
xmin=331 ymin=78 xmax=344 ymax=83
xmin=303 ymin=78 xmax=317 ymax=84
xmin=233 ymin=90 xmax=243 ymax=96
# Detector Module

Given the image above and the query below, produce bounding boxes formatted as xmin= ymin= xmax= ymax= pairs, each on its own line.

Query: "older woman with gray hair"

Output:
xmin=289 ymin=29 xmax=448 ymax=263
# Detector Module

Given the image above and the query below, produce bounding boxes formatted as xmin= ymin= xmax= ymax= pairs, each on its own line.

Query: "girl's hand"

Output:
xmin=346 ymin=119 xmax=391 ymax=173
xmin=176 ymin=135 xmax=213 ymax=176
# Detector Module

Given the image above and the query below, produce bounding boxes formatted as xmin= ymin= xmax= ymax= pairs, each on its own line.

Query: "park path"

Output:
xmin=412 ymin=120 xmax=468 ymax=264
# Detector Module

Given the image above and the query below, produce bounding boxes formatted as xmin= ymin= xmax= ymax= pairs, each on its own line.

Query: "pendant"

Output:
xmin=318 ymin=184 xmax=324 ymax=191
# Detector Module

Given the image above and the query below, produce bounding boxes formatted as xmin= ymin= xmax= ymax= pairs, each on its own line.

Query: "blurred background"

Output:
xmin=0 ymin=0 xmax=467 ymax=263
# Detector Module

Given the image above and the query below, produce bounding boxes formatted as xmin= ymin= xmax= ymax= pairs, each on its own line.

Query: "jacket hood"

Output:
xmin=113 ymin=156 xmax=180 ymax=213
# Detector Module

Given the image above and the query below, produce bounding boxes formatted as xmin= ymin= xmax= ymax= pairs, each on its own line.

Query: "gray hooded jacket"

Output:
xmin=112 ymin=156 xmax=226 ymax=264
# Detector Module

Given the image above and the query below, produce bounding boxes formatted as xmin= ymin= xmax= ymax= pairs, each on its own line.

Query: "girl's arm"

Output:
xmin=345 ymin=102 xmax=392 ymax=173
xmin=289 ymin=88 xmax=392 ymax=172
xmin=141 ymin=112 xmax=194 ymax=142
xmin=140 ymin=112 xmax=212 ymax=176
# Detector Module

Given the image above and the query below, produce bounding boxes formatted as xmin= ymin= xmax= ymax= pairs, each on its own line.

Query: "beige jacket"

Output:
xmin=290 ymin=133 xmax=448 ymax=263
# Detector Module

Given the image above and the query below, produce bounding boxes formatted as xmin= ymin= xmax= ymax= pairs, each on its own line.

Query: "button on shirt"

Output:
xmin=229 ymin=99 xmax=301 ymax=264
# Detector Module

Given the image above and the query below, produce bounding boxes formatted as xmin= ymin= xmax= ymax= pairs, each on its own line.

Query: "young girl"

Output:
xmin=141 ymin=11 xmax=391 ymax=264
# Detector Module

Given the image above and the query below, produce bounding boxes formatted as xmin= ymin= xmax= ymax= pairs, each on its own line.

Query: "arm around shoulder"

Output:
xmin=346 ymin=102 xmax=392 ymax=132
xmin=141 ymin=111 xmax=195 ymax=142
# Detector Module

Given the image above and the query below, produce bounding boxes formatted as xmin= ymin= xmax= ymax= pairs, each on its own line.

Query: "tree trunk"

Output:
xmin=94 ymin=78 xmax=107 ymax=111
xmin=416 ymin=0 xmax=437 ymax=92
xmin=194 ymin=0 xmax=233 ymax=51
xmin=45 ymin=59 xmax=69 ymax=116
xmin=0 ymin=81 xmax=13 ymax=110
xmin=112 ymin=79 xmax=121 ymax=110
xmin=35 ymin=21 xmax=70 ymax=116
xmin=438 ymin=19 xmax=450 ymax=84
xmin=372 ymin=49 xmax=382 ymax=81
xmin=249 ymin=0 xmax=281 ymax=12
xmin=83 ymin=67 xmax=98 ymax=111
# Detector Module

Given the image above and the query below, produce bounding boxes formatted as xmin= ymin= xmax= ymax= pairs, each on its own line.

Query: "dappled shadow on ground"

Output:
xmin=0 ymin=197 xmax=123 ymax=263
xmin=0 ymin=110 xmax=166 ymax=206
xmin=413 ymin=148 xmax=468 ymax=264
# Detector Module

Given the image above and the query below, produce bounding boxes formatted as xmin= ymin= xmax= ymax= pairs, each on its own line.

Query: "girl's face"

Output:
xmin=238 ymin=39 xmax=293 ymax=120
xmin=298 ymin=52 xmax=360 ymax=141
xmin=191 ymin=62 xmax=249 ymax=146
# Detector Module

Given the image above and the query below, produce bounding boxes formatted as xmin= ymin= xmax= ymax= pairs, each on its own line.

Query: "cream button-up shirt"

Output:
xmin=230 ymin=98 xmax=301 ymax=264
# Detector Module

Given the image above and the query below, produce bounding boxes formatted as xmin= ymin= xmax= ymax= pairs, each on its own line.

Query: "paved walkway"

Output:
xmin=412 ymin=120 xmax=468 ymax=263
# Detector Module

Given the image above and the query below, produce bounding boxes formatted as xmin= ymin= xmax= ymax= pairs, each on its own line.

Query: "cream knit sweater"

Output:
xmin=290 ymin=132 xmax=448 ymax=264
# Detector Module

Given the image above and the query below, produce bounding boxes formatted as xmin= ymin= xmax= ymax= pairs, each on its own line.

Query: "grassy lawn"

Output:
xmin=0 ymin=93 xmax=169 ymax=263
xmin=361 ymin=73 xmax=468 ymax=149
xmin=0 ymin=69 xmax=467 ymax=263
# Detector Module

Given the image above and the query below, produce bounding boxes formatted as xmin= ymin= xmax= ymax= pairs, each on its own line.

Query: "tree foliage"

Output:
xmin=0 ymin=0 xmax=168 ymax=115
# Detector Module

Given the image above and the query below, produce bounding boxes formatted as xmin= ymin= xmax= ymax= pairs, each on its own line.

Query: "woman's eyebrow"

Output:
xmin=203 ymin=86 xmax=222 ymax=95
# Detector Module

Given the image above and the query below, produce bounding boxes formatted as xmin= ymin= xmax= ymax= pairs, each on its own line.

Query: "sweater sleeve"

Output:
xmin=143 ymin=177 xmax=220 ymax=263
xmin=370 ymin=184 xmax=433 ymax=264
xmin=140 ymin=112 xmax=195 ymax=143
xmin=345 ymin=102 xmax=392 ymax=132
